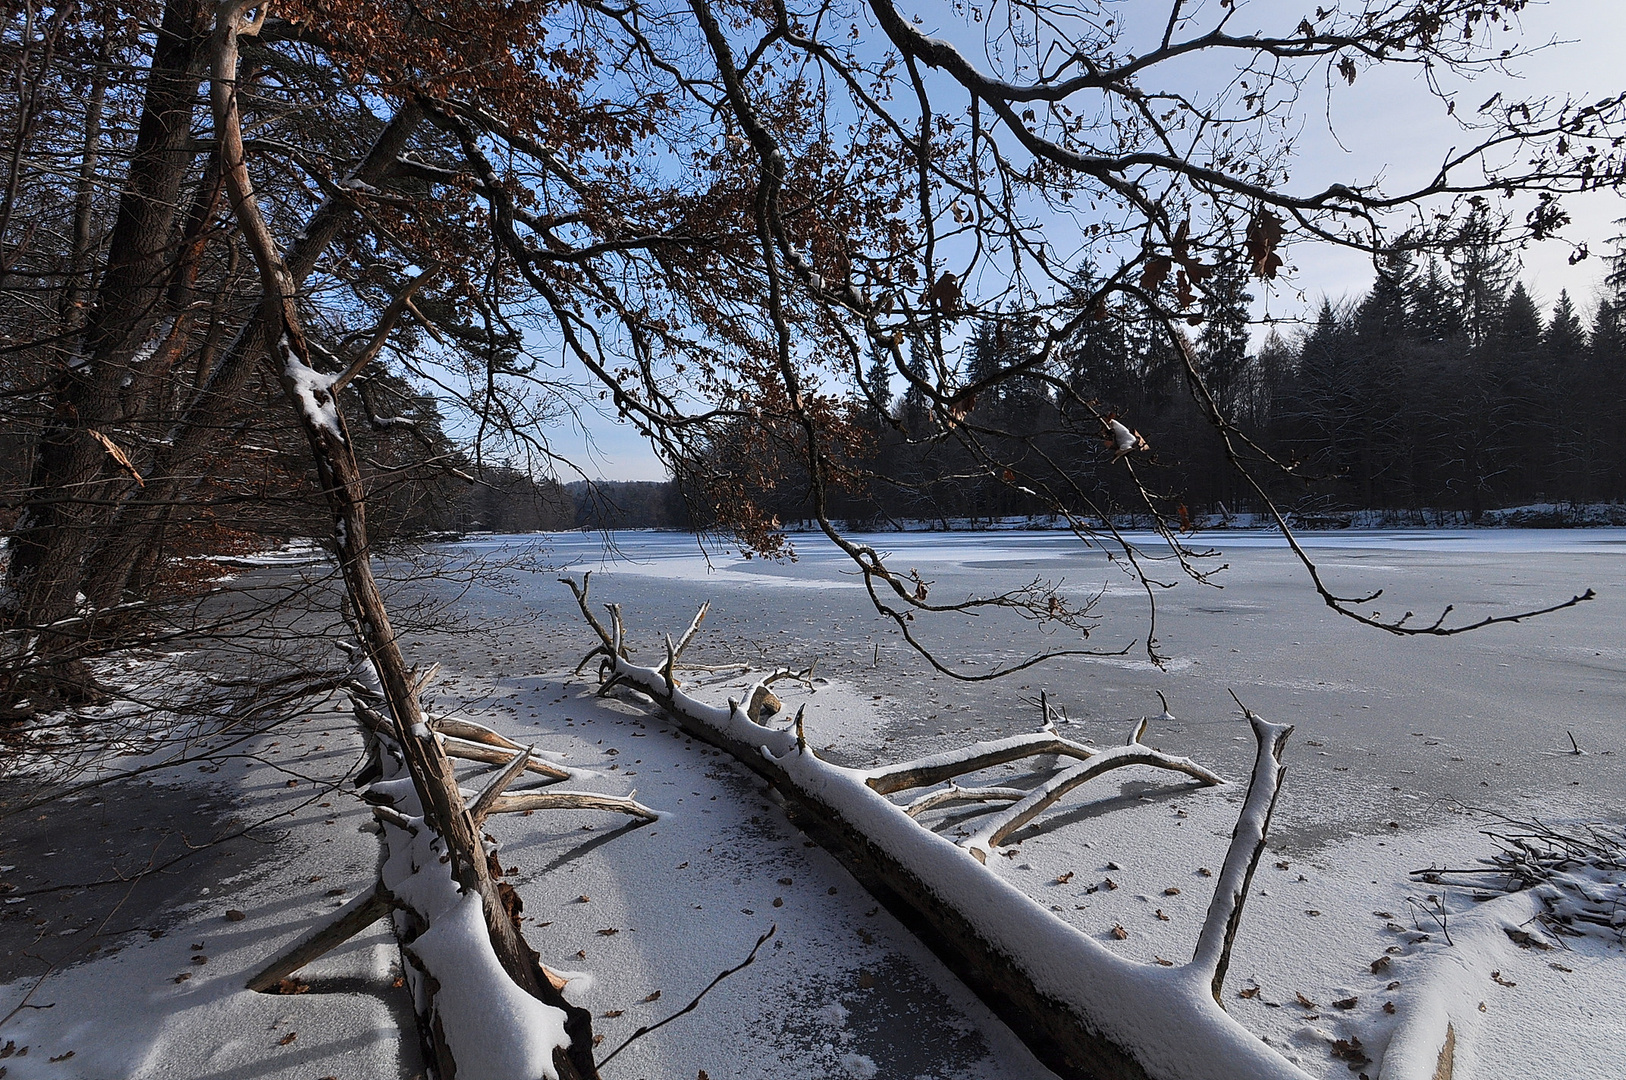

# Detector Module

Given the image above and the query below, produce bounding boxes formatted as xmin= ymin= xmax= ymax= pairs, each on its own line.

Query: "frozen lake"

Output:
xmin=436 ymin=527 xmax=1626 ymax=845
xmin=387 ymin=526 xmax=1626 ymax=1079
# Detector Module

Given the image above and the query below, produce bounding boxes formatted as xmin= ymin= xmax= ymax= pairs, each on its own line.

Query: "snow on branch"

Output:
xmin=563 ymin=576 xmax=1315 ymax=1080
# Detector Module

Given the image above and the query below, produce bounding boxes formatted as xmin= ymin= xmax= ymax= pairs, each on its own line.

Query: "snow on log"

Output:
xmin=1379 ymin=889 xmax=1546 ymax=1080
xmin=564 ymin=576 xmax=1314 ymax=1080
xmin=1384 ymin=817 xmax=1625 ymax=1078
xmin=358 ymin=688 xmax=592 ymax=1080
xmin=341 ymin=662 xmax=663 ymax=1080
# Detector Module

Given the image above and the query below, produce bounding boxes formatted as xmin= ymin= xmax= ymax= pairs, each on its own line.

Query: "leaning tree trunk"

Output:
xmin=206 ymin=7 xmax=596 ymax=1076
xmin=566 ymin=575 xmax=1313 ymax=1080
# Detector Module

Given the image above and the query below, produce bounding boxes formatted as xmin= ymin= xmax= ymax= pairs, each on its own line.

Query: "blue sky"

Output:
xmin=541 ymin=0 xmax=1626 ymax=482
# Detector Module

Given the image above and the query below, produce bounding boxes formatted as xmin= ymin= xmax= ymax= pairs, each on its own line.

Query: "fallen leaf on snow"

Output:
xmin=1329 ymin=1036 xmax=1369 ymax=1065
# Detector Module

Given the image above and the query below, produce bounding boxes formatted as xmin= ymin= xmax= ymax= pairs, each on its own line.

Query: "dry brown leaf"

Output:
xmin=277 ymin=1032 xmax=297 ymax=1046
xmin=1110 ymin=924 xmax=1128 ymax=940
xmin=88 ymin=429 xmax=143 ymax=486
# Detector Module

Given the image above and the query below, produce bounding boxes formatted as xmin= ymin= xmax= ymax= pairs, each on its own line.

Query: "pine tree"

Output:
xmin=862 ymin=344 xmax=894 ymax=417
xmin=1447 ymin=207 xmax=1517 ymax=345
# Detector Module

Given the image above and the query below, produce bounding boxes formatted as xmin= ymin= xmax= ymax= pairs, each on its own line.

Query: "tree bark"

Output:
xmin=3 ymin=0 xmax=211 ymax=646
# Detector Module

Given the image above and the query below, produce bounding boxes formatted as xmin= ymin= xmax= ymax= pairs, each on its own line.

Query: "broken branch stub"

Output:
xmin=563 ymin=578 xmax=1312 ymax=1080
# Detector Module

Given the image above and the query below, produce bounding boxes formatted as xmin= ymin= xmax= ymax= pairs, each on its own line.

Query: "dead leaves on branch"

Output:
xmin=1246 ymin=210 xmax=1285 ymax=280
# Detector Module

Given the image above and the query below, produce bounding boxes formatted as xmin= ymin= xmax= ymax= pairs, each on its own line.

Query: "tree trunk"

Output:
xmin=80 ymin=104 xmax=424 ymax=609
xmin=3 ymin=0 xmax=209 ymax=650
xmin=206 ymin=10 xmax=593 ymax=1076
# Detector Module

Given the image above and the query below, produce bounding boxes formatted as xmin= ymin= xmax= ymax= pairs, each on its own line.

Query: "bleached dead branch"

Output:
xmin=563 ymin=575 xmax=1313 ymax=1080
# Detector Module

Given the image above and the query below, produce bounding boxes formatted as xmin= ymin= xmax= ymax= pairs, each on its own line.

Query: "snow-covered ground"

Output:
xmin=2 ymin=527 xmax=1620 ymax=1078
xmin=0 ymin=695 xmax=419 ymax=1079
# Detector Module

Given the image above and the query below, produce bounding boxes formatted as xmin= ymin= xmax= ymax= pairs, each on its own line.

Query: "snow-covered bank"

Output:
xmin=727 ymin=501 xmax=1626 ymax=535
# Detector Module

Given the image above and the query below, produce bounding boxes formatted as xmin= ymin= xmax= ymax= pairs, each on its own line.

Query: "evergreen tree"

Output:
xmin=1198 ymin=260 xmax=1253 ymax=415
xmin=862 ymin=344 xmax=894 ymax=417
xmin=1543 ymin=290 xmax=1586 ymax=361
xmin=1447 ymin=207 xmax=1516 ymax=345
xmin=1409 ymin=259 xmax=1463 ymax=343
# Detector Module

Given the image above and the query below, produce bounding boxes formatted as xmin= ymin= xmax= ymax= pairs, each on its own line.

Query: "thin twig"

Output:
xmin=594 ymin=924 xmax=777 ymax=1070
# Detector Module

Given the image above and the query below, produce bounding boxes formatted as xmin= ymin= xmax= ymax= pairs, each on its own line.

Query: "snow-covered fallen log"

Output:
xmin=247 ymin=660 xmax=658 ymax=1080
xmin=564 ymin=574 xmax=1315 ymax=1080
xmin=1379 ymin=888 xmax=1546 ymax=1080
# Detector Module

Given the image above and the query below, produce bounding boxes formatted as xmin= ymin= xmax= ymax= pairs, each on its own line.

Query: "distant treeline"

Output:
xmin=371 ymin=245 xmax=1626 ymax=540
xmin=684 ymin=244 xmax=1626 ymax=528
xmin=440 ymin=473 xmax=690 ymax=533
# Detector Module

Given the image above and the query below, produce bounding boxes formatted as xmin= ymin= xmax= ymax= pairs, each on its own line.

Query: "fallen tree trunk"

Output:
xmin=564 ymin=574 xmax=1312 ymax=1080
xmin=204 ymin=5 xmax=608 ymax=1073
xmin=247 ymin=672 xmax=657 ymax=1079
